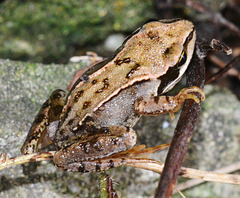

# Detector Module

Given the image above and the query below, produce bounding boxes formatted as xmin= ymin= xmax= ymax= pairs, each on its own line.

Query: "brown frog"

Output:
xmin=21 ymin=19 xmax=205 ymax=172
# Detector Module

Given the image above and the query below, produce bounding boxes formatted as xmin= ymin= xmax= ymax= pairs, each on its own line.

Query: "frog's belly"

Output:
xmin=92 ymin=79 xmax=160 ymax=128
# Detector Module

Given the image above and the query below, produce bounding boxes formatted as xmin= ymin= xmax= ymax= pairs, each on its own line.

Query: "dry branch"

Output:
xmin=0 ymin=152 xmax=54 ymax=171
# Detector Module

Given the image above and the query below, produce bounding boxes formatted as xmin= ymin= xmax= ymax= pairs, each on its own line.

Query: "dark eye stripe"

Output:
xmin=184 ymin=30 xmax=194 ymax=46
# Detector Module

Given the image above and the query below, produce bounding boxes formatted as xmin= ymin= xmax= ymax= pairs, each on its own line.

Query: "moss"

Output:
xmin=0 ymin=0 xmax=154 ymax=63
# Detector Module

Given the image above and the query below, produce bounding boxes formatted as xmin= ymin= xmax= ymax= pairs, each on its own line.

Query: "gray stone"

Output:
xmin=0 ymin=59 xmax=239 ymax=197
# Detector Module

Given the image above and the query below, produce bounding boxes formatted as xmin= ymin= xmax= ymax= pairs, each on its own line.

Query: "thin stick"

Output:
xmin=0 ymin=152 xmax=55 ymax=171
xmin=154 ymin=0 xmax=240 ymax=36
xmin=125 ymin=159 xmax=240 ymax=185
xmin=184 ymin=0 xmax=240 ymax=36
xmin=208 ymin=55 xmax=240 ymax=78
xmin=206 ymin=55 xmax=240 ymax=84
xmin=173 ymin=161 xmax=240 ymax=193
xmin=154 ymin=43 xmax=206 ymax=197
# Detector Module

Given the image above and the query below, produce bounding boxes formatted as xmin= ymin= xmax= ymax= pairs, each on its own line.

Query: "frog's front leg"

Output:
xmin=135 ymin=86 xmax=205 ymax=118
xmin=53 ymin=125 xmax=137 ymax=172
xmin=21 ymin=89 xmax=66 ymax=154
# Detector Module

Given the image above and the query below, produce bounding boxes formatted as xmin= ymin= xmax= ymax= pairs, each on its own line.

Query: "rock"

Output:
xmin=0 ymin=59 xmax=239 ymax=197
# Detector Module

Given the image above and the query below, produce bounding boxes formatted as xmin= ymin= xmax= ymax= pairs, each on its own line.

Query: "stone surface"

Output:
xmin=0 ymin=59 xmax=239 ymax=197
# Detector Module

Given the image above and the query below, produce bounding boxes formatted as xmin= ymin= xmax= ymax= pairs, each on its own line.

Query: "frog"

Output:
xmin=21 ymin=18 xmax=205 ymax=173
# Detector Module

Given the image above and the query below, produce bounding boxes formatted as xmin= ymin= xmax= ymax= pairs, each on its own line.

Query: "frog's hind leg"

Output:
xmin=21 ymin=89 xmax=66 ymax=154
xmin=64 ymin=157 xmax=163 ymax=173
xmin=55 ymin=143 xmax=169 ymax=173
xmin=53 ymin=125 xmax=137 ymax=172
xmin=135 ymin=86 xmax=205 ymax=118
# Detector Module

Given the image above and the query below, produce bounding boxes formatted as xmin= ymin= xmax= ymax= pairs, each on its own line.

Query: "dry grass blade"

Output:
xmin=125 ymin=159 xmax=240 ymax=185
xmin=174 ymin=161 xmax=240 ymax=193
xmin=0 ymin=152 xmax=55 ymax=171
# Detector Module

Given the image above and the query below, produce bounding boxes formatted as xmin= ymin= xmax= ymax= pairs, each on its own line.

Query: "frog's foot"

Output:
xmin=135 ymin=86 xmax=205 ymax=116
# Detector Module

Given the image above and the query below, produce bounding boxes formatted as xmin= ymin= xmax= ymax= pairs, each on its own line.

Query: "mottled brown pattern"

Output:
xmin=82 ymin=101 xmax=91 ymax=109
xmin=96 ymin=161 xmax=102 ymax=172
xmin=111 ymin=138 xmax=118 ymax=145
xmin=147 ymin=30 xmax=159 ymax=39
xmin=34 ymin=114 xmax=46 ymax=125
xmin=95 ymin=88 xmax=103 ymax=93
xmin=153 ymin=96 xmax=159 ymax=104
xmin=52 ymin=105 xmax=64 ymax=117
xmin=91 ymin=79 xmax=97 ymax=84
xmin=95 ymin=78 xmax=110 ymax=93
xmin=61 ymin=106 xmax=72 ymax=123
xmin=57 ymin=20 xmax=196 ymax=142
xmin=103 ymin=78 xmax=108 ymax=83
xmin=51 ymin=92 xmax=63 ymax=100
xmin=165 ymin=95 xmax=170 ymax=103
xmin=103 ymin=78 xmax=109 ymax=89
xmin=167 ymin=33 xmax=174 ymax=37
xmin=22 ymin=19 xmax=197 ymax=172
xmin=109 ymin=160 xmax=115 ymax=168
xmin=67 ymin=119 xmax=74 ymax=126
xmin=74 ymin=90 xmax=84 ymax=102
xmin=164 ymin=47 xmax=173 ymax=55
xmin=114 ymin=57 xmax=131 ymax=66
xmin=125 ymin=63 xmax=140 ymax=78
xmin=138 ymin=41 xmax=143 ymax=46
xmin=78 ymin=163 xmax=85 ymax=172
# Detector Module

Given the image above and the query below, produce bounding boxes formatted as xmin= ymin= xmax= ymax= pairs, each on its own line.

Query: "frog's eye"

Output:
xmin=178 ymin=51 xmax=187 ymax=67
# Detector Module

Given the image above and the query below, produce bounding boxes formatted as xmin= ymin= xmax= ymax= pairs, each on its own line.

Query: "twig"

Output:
xmin=154 ymin=42 xmax=206 ymax=198
xmin=126 ymin=159 xmax=240 ymax=185
xmin=208 ymin=55 xmax=240 ymax=78
xmin=0 ymin=152 xmax=55 ymax=171
xmin=174 ymin=161 xmax=240 ymax=193
xmin=210 ymin=39 xmax=232 ymax=55
xmin=183 ymin=0 xmax=240 ymax=37
xmin=206 ymin=54 xmax=240 ymax=84
xmin=154 ymin=0 xmax=240 ymax=36
xmin=154 ymin=38 xmax=234 ymax=197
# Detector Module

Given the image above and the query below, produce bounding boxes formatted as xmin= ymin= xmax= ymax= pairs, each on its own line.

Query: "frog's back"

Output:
xmin=55 ymin=19 xmax=195 ymax=146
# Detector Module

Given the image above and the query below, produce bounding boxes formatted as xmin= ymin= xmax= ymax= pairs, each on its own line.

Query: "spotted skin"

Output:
xmin=21 ymin=19 xmax=205 ymax=173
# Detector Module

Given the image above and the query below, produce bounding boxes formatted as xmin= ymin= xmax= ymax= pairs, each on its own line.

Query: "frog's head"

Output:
xmin=121 ymin=19 xmax=196 ymax=94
